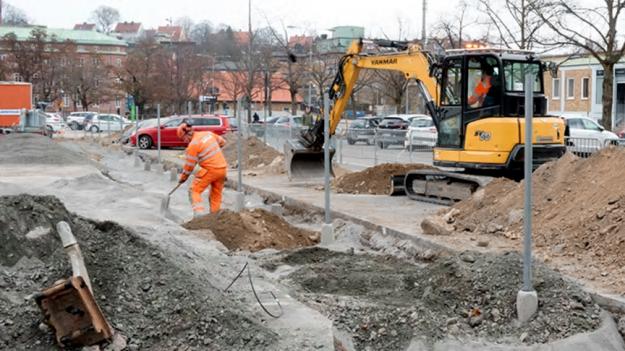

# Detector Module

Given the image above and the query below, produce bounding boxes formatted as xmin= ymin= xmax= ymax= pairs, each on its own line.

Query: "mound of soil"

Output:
xmin=334 ymin=163 xmax=433 ymax=195
xmin=0 ymin=195 xmax=276 ymax=350
xmin=0 ymin=134 xmax=85 ymax=165
xmin=446 ymin=148 xmax=625 ymax=291
xmin=183 ymin=209 xmax=319 ymax=252
xmin=264 ymin=248 xmax=603 ymax=350
xmin=222 ymin=134 xmax=282 ymax=171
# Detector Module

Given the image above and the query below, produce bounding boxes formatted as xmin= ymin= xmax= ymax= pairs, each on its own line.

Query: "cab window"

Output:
xmin=467 ymin=56 xmax=499 ymax=109
xmin=442 ymin=59 xmax=462 ymax=106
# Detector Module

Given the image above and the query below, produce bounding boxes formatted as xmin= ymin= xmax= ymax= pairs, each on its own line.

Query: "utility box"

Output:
xmin=0 ymin=82 xmax=33 ymax=128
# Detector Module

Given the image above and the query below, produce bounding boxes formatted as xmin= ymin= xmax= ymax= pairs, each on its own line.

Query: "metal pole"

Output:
xmin=522 ymin=72 xmax=533 ymax=291
xmin=187 ymin=101 xmax=192 ymax=119
xmin=157 ymin=104 xmax=161 ymax=164
xmin=323 ymin=93 xmax=331 ymax=225
xmin=374 ymin=129 xmax=378 ymax=165
xmin=234 ymin=97 xmax=245 ymax=212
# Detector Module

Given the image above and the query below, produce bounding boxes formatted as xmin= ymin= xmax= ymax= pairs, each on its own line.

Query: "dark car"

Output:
xmin=346 ymin=117 xmax=381 ymax=145
xmin=375 ymin=116 xmax=410 ymax=148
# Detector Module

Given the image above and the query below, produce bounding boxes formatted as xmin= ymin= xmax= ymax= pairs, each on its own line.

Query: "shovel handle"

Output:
xmin=169 ymin=183 xmax=182 ymax=196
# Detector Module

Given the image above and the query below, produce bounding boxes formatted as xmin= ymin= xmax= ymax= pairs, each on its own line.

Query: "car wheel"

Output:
xmin=90 ymin=125 xmax=99 ymax=133
xmin=377 ymin=142 xmax=384 ymax=149
xmin=69 ymin=121 xmax=78 ymax=130
xmin=347 ymin=138 xmax=356 ymax=145
xmin=138 ymin=135 xmax=153 ymax=149
xmin=366 ymin=138 xmax=372 ymax=145
xmin=46 ymin=125 xmax=54 ymax=138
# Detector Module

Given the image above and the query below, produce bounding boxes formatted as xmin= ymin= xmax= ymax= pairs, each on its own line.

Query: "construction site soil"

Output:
xmin=263 ymin=247 xmax=604 ymax=350
xmin=443 ymin=148 xmax=625 ymax=293
xmin=0 ymin=195 xmax=277 ymax=350
xmin=183 ymin=208 xmax=320 ymax=252
xmin=222 ymin=134 xmax=283 ymax=172
xmin=334 ymin=163 xmax=433 ymax=195
xmin=0 ymin=134 xmax=84 ymax=165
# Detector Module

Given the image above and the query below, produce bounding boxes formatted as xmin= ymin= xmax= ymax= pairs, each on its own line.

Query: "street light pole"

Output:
xmin=307 ymin=48 xmax=313 ymax=106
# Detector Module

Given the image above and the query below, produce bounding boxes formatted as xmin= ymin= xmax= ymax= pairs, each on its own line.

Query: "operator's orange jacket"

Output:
xmin=181 ymin=131 xmax=227 ymax=179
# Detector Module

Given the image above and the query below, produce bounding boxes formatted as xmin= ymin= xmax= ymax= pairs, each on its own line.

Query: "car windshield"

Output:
xmin=411 ymin=118 xmax=434 ymax=128
xmin=380 ymin=118 xmax=403 ymax=126
xmin=350 ymin=120 xmax=365 ymax=128
xmin=292 ymin=117 xmax=303 ymax=125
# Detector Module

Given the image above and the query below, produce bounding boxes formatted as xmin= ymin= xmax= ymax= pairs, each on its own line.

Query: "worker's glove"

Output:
xmin=179 ymin=174 xmax=189 ymax=184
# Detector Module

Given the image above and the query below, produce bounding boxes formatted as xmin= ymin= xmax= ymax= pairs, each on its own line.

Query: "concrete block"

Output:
xmin=143 ymin=159 xmax=151 ymax=171
xmin=169 ymin=168 xmax=178 ymax=182
xmin=321 ymin=223 xmax=334 ymax=245
xmin=516 ymin=289 xmax=538 ymax=324
xmin=133 ymin=155 xmax=141 ymax=167
xmin=234 ymin=192 xmax=245 ymax=212
xmin=270 ymin=203 xmax=284 ymax=216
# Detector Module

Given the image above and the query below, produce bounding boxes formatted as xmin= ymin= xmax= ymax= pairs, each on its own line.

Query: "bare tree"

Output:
xmin=175 ymin=16 xmax=194 ymax=40
xmin=430 ymin=0 xmax=472 ymax=51
xmin=1 ymin=1 xmax=29 ymax=25
xmin=533 ymin=0 xmax=625 ymax=129
xmin=190 ymin=21 xmax=214 ymax=52
xmin=159 ymin=45 xmax=206 ymax=113
xmin=90 ymin=5 xmax=120 ymax=33
xmin=2 ymin=27 xmax=47 ymax=83
xmin=479 ymin=0 xmax=551 ymax=49
xmin=61 ymin=49 xmax=115 ymax=111
xmin=216 ymin=70 xmax=249 ymax=117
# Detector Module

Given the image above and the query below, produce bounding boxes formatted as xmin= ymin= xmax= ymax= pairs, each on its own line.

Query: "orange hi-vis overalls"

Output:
xmin=180 ymin=131 xmax=227 ymax=215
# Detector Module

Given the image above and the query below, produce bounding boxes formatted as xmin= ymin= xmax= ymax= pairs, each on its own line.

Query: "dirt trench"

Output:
xmin=183 ymin=208 xmax=320 ymax=252
xmin=262 ymin=247 xmax=604 ymax=351
xmin=0 ymin=195 xmax=277 ymax=350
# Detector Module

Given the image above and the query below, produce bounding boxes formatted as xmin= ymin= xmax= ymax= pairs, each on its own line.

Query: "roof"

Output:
xmin=541 ymin=54 xmax=625 ymax=67
xmin=233 ymin=31 xmax=250 ymax=46
xmin=209 ymin=71 xmax=302 ymax=103
xmin=288 ymin=35 xmax=313 ymax=49
xmin=0 ymin=26 xmax=127 ymax=47
xmin=113 ymin=22 xmax=142 ymax=34
xmin=157 ymin=26 xmax=184 ymax=41
xmin=74 ymin=23 xmax=96 ymax=31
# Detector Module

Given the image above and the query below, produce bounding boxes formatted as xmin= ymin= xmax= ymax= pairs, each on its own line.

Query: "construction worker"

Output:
xmin=468 ymin=64 xmax=494 ymax=108
xmin=177 ymin=121 xmax=227 ymax=216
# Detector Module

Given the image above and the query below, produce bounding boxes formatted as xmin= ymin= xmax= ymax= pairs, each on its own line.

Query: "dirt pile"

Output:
xmin=0 ymin=134 xmax=85 ymax=165
xmin=263 ymin=248 xmax=603 ymax=350
xmin=183 ymin=208 xmax=319 ymax=252
xmin=334 ymin=163 xmax=433 ymax=195
xmin=222 ymin=134 xmax=283 ymax=172
xmin=0 ymin=195 xmax=276 ymax=350
xmin=443 ymin=148 xmax=625 ymax=290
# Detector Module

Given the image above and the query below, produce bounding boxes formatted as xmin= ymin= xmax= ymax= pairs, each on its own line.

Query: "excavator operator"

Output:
xmin=177 ymin=121 xmax=227 ymax=217
xmin=467 ymin=64 xmax=495 ymax=108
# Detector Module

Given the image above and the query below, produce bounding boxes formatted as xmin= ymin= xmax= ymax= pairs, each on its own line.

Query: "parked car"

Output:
xmin=564 ymin=116 xmax=619 ymax=156
xmin=132 ymin=115 xmax=230 ymax=149
xmin=83 ymin=114 xmax=130 ymax=132
xmin=66 ymin=111 xmax=97 ymax=130
xmin=346 ymin=117 xmax=381 ymax=145
xmin=375 ymin=116 xmax=410 ymax=148
xmin=45 ymin=112 xmax=65 ymax=133
xmin=404 ymin=115 xmax=437 ymax=150
xmin=273 ymin=115 xmax=303 ymax=128
xmin=122 ymin=117 xmax=171 ymax=144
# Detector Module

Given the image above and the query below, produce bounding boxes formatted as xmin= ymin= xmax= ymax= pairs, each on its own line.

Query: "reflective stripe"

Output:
xmin=200 ymin=135 xmax=213 ymax=144
xmin=184 ymin=160 xmax=195 ymax=167
xmin=199 ymin=148 xmax=220 ymax=163
xmin=186 ymin=154 xmax=198 ymax=161
xmin=198 ymin=141 xmax=219 ymax=158
xmin=182 ymin=170 xmax=191 ymax=175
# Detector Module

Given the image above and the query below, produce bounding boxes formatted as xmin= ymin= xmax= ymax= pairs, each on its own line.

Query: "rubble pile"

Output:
xmin=334 ymin=163 xmax=433 ymax=195
xmin=221 ymin=134 xmax=283 ymax=172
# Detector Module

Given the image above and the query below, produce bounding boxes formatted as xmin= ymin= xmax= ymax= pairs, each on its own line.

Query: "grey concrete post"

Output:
xmin=373 ymin=129 xmax=378 ymax=166
xmin=517 ymin=71 xmax=538 ymax=323
xmin=157 ymin=104 xmax=161 ymax=165
xmin=144 ymin=158 xmax=151 ymax=171
xmin=321 ymin=92 xmax=333 ymax=244
xmin=234 ymin=98 xmax=245 ymax=212
xmin=134 ymin=151 xmax=141 ymax=167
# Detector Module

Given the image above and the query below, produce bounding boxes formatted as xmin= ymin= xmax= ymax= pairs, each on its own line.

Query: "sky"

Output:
xmin=11 ymin=0 xmax=451 ymax=39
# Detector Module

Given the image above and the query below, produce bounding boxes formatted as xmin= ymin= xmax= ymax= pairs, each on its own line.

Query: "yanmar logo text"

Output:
xmin=371 ymin=58 xmax=398 ymax=65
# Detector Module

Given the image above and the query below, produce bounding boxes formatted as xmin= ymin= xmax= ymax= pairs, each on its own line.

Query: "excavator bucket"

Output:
xmin=284 ymin=139 xmax=334 ymax=181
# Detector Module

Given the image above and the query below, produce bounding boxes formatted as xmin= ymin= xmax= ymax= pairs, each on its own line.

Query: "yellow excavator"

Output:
xmin=285 ymin=39 xmax=566 ymax=204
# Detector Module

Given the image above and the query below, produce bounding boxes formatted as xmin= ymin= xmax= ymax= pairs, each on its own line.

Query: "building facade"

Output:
xmin=0 ymin=26 xmax=128 ymax=114
xmin=543 ymin=54 xmax=625 ymax=129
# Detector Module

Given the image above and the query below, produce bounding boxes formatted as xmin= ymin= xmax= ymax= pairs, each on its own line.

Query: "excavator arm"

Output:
xmin=297 ymin=39 xmax=440 ymax=151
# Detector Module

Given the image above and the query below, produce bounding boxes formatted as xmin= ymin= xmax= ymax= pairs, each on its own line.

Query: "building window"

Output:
xmin=566 ymin=78 xmax=575 ymax=99
xmin=12 ymin=73 xmax=22 ymax=82
xmin=63 ymin=96 xmax=70 ymax=108
xmin=79 ymin=58 xmax=85 ymax=66
xmin=116 ymin=58 xmax=122 ymax=67
xmin=596 ymin=71 xmax=604 ymax=104
xmin=581 ymin=77 xmax=589 ymax=100
xmin=115 ymin=98 xmax=121 ymax=108
xmin=552 ymin=78 xmax=560 ymax=100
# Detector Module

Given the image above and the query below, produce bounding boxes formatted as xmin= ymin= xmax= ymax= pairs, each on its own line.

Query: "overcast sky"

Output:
xmin=13 ymin=0 xmax=453 ymax=39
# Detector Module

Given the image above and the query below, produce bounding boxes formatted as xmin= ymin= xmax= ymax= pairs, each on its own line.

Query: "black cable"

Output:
xmin=223 ymin=262 xmax=283 ymax=319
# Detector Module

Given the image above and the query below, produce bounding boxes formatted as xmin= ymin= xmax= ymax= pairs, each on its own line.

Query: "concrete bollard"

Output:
xmin=516 ymin=290 xmax=538 ymax=323
xmin=144 ymin=158 xmax=151 ymax=171
xmin=234 ymin=192 xmax=245 ymax=212
xmin=134 ymin=154 xmax=141 ymax=167
xmin=169 ymin=168 xmax=178 ymax=182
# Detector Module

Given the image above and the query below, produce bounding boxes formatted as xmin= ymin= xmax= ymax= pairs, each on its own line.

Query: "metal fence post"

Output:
xmin=409 ymin=130 xmax=413 ymax=163
xmin=517 ymin=71 xmax=538 ymax=323
xmin=234 ymin=98 xmax=245 ymax=212
xmin=321 ymin=92 xmax=333 ymax=244
xmin=157 ymin=104 xmax=161 ymax=165
xmin=373 ymin=129 xmax=378 ymax=166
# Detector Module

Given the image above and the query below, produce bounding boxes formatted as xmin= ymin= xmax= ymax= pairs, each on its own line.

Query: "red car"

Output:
xmin=131 ymin=115 xmax=230 ymax=149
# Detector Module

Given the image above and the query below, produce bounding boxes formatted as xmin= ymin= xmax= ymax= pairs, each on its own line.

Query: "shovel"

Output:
xmin=161 ymin=183 xmax=182 ymax=213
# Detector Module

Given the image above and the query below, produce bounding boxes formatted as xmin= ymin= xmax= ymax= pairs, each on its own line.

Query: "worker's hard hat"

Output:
xmin=177 ymin=122 xmax=193 ymax=140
